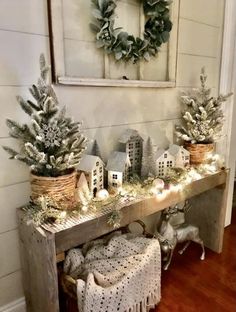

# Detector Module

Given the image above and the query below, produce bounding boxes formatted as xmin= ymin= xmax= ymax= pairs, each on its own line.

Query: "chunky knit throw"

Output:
xmin=64 ymin=232 xmax=161 ymax=312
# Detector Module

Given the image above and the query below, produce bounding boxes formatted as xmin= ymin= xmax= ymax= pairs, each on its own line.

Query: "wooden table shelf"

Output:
xmin=18 ymin=170 xmax=229 ymax=312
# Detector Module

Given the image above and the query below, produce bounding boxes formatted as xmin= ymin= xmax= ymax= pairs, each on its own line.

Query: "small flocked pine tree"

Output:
xmin=141 ymin=136 xmax=157 ymax=178
xmin=91 ymin=139 xmax=102 ymax=159
xmin=3 ymin=54 xmax=87 ymax=177
xmin=175 ymin=67 xmax=232 ymax=144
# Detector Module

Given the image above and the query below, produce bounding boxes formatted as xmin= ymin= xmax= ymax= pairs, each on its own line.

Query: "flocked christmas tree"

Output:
xmin=91 ymin=139 xmax=102 ymax=159
xmin=175 ymin=68 xmax=232 ymax=144
xmin=141 ymin=136 xmax=157 ymax=178
xmin=3 ymin=54 xmax=87 ymax=177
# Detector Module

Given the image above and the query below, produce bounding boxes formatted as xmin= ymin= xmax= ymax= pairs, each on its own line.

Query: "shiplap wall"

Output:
xmin=0 ymin=0 xmax=225 ymax=308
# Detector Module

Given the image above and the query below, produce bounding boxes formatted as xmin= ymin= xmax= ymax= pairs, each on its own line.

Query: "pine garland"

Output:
xmin=3 ymin=54 xmax=87 ymax=177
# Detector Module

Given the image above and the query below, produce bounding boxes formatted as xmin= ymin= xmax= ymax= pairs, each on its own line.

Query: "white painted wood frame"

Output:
xmin=48 ymin=0 xmax=179 ymax=88
xmin=219 ymin=0 xmax=236 ymax=226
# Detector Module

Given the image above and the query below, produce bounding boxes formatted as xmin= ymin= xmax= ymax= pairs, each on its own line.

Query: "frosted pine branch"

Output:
xmin=175 ymin=68 xmax=232 ymax=144
xmin=3 ymin=54 xmax=87 ymax=177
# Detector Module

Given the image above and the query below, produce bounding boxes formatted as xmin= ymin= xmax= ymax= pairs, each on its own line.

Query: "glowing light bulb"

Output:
xmin=60 ymin=211 xmax=67 ymax=218
xmin=81 ymin=205 xmax=88 ymax=212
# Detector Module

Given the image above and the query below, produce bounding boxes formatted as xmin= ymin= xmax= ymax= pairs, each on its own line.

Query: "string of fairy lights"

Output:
xmin=24 ymin=153 xmax=225 ymax=227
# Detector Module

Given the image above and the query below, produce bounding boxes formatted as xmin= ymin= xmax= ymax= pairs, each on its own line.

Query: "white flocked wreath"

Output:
xmin=90 ymin=0 xmax=172 ymax=63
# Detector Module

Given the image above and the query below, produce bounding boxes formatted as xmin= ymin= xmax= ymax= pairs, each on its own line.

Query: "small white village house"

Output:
xmin=77 ymin=155 xmax=104 ymax=196
xmin=106 ymin=151 xmax=131 ymax=188
xmin=168 ymin=144 xmax=190 ymax=167
xmin=119 ymin=129 xmax=143 ymax=178
xmin=156 ymin=148 xmax=175 ymax=178
xmin=156 ymin=145 xmax=190 ymax=177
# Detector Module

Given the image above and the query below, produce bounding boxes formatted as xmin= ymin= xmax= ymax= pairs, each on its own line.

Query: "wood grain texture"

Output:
xmin=18 ymin=209 xmax=59 ymax=312
xmin=58 ymin=76 xmax=176 ymax=88
xmin=186 ymin=177 xmax=229 ymax=253
xmin=55 ymin=171 xmax=227 ymax=254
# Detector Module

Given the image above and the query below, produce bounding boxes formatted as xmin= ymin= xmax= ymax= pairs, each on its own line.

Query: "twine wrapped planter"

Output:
xmin=185 ymin=143 xmax=214 ymax=165
xmin=30 ymin=170 xmax=77 ymax=210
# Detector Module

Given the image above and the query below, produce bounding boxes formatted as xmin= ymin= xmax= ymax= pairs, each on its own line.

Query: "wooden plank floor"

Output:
xmin=152 ymin=208 xmax=236 ymax=312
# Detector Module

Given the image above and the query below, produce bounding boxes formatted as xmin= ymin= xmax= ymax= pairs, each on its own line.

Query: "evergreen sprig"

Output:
xmin=175 ymin=68 xmax=232 ymax=144
xmin=3 ymin=54 xmax=87 ymax=177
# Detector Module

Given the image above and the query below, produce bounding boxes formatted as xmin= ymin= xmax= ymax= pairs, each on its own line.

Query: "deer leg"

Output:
xmin=193 ymin=237 xmax=205 ymax=260
xmin=163 ymin=247 xmax=175 ymax=270
xmin=178 ymin=241 xmax=191 ymax=255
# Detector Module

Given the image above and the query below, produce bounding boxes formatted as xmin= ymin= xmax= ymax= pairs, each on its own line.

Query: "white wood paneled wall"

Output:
xmin=0 ymin=0 xmax=50 ymax=308
xmin=0 ymin=0 xmax=225 ymax=309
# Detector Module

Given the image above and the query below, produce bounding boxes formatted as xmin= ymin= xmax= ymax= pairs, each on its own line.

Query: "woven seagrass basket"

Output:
xmin=30 ymin=169 xmax=77 ymax=210
xmin=185 ymin=143 xmax=214 ymax=165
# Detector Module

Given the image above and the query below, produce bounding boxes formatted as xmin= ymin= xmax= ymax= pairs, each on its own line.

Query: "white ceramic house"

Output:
xmin=156 ymin=145 xmax=190 ymax=177
xmin=168 ymin=144 xmax=190 ymax=168
xmin=77 ymin=155 xmax=104 ymax=197
xmin=106 ymin=151 xmax=131 ymax=188
xmin=156 ymin=148 xmax=175 ymax=178
xmin=119 ymin=129 xmax=143 ymax=178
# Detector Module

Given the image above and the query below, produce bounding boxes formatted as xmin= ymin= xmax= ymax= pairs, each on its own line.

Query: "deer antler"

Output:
xmin=182 ymin=200 xmax=191 ymax=213
xmin=166 ymin=205 xmax=179 ymax=215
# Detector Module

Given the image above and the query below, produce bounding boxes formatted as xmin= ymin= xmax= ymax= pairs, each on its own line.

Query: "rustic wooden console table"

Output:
xmin=18 ymin=170 xmax=229 ymax=312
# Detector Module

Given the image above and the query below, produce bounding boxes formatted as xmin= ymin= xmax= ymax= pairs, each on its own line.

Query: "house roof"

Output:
xmin=155 ymin=148 xmax=166 ymax=160
xmin=77 ymin=155 xmax=103 ymax=172
xmin=168 ymin=144 xmax=189 ymax=156
xmin=106 ymin=151 xmax=131 ymax=172
xmin=119 ymin=129 xmax=143 ymax=144
xmin=168 ymin=144 xmax=181 ymax=156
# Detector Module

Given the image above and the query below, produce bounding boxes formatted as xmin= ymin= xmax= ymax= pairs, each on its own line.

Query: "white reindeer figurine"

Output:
xmin=156 ymin=201 xmax=205 ymax=270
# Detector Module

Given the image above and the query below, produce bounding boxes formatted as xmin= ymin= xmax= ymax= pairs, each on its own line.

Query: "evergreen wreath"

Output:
xmin=90 ymin=0 xmax=172 ymax=63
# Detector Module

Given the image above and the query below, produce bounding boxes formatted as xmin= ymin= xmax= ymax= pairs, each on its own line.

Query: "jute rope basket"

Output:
xmin=185 ymin=143 xmax=214 ymax=165
xmin=30 ymin=170 xmax=77 ymax=210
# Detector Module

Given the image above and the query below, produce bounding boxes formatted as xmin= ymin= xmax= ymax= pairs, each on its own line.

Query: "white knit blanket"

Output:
xmin=64 ymin=232 xmax=161 ymax=312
